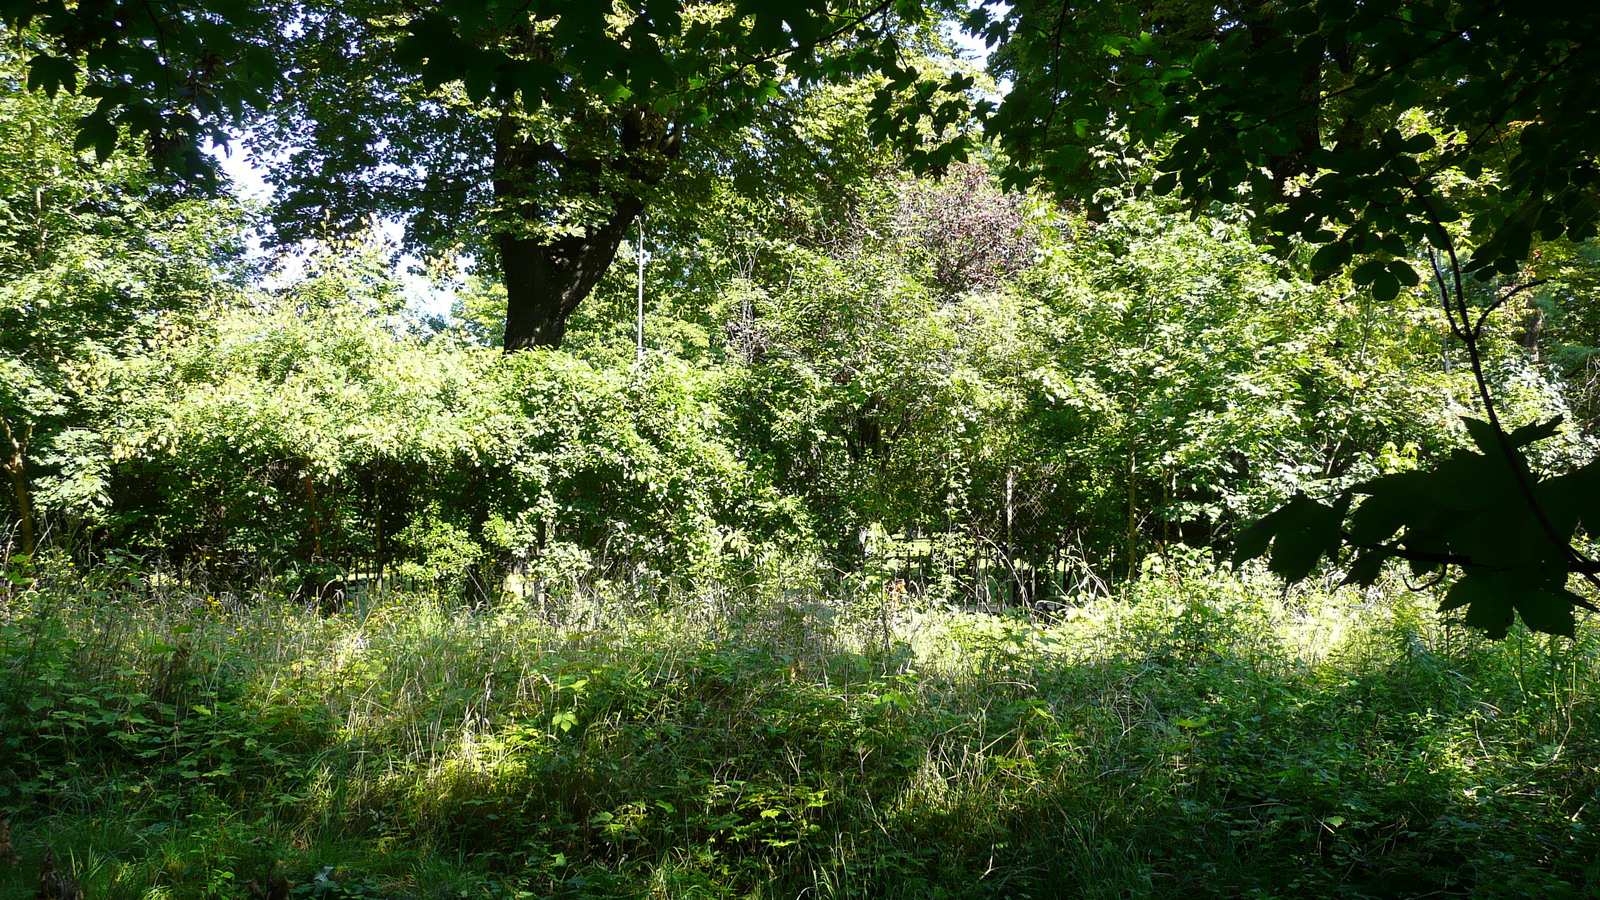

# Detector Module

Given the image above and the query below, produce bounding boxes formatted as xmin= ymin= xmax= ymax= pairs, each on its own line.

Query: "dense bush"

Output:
xmin=0 ymin=50 xmax=247 ymax=558
xmin=710 ymin=184 xmax=1572 ymax=592
xmin=83 ymin=274 xmax=804 ymax=597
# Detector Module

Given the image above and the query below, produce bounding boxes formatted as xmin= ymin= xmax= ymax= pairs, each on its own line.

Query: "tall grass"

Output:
xmin=1 ymin=554 xmax=1596 ymax=898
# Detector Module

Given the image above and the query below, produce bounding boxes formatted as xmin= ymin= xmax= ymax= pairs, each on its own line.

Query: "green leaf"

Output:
xmin=73 ymin=112 xmax=118 ymax=162
xmin=1348 ymin=477 xmax=1424 ymax=545
xmin=1460 ymin=417 xmax=1503 ymax=457
xmin=1340 ymin=550 xmax=1388 ymax=587
xmin=1232 ymin=517 xmax=1275 ymax=564
xmin=27 ymin=54 xmax=78 ymax=97
xmin=1350 ymin=259 xmax=1386 ymax=285
xmin=1309 ymin=241 xmax=1352 ymax=273
xmin=1515 ymin=588 xmax=1577 ymax=638
xmin=1551 ymin=460 xmax=1600 ymax=538
xmin=1262 ymin=493 xmax=1348 ymax=582
xmin=1450 ymin=575 xmax=1515 ymax=639
xmin=1401 ymin=132 xmax=1436 ymax=154
xmin=1507 ymin=416 xmax=1561 ymax=449
xmin=1370 ymin=271 xmax=1400 ymax=301
xmin=1439 ymin=572 xmax=1484 ymax=612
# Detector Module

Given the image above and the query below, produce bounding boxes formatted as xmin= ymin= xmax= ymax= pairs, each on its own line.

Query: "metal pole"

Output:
xmin=636 ymin=216 xmax=646 ymax=368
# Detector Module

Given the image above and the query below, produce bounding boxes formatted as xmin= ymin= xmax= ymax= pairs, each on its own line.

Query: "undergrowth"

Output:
xmin=1 ymin=556 xmax=1596 ymax=899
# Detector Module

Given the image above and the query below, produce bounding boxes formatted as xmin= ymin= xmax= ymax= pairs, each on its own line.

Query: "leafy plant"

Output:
xmin=1238 ymin=415 xmax=1600 ymax=638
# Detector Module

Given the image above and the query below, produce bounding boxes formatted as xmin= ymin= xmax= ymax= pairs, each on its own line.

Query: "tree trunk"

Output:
xmin=493 ymin=105 xmax=679 ymax=352
xmin=499 ymin=197 xmax=645 ymax=351
xmin=1 ymin=417 xmax=36 ymax=557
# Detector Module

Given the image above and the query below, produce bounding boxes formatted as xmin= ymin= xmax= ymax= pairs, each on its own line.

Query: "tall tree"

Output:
xmin=3 ymin=1 xmax=977 ymax=350
xmin=256 ymin=2 xmax=692 ymax=350
xmin=0 ymin=43 xmax=245 ymax=556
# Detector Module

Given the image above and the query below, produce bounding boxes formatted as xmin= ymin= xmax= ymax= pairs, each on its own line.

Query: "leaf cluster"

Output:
xmin=2 ymin=1 xmax=277 ymax=179
xmin=1237 ymin=417 xmax=1600 ymax=637
xmin=972 ymin=0 xmax=1600 ymax=293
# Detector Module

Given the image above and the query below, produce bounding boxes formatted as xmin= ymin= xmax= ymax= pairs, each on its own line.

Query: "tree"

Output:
xmin=3 ymin=1 xmax=977 ymax=350
xmin=0 ymin=42 xmax=245 ymax=557
xmin=252 ymin=0 xmax=689 ymax=350
xmin=956 ymin=0 xmax=1600 ymax=636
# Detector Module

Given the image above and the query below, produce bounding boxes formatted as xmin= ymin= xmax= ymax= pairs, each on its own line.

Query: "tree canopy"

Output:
xmin=973 ymin=0 xmax=1600 ymax=286
xmin=2 ymin=0 xmax=977 ymax=349
xmin=7 ymin=0 xmax=1594 ymax=314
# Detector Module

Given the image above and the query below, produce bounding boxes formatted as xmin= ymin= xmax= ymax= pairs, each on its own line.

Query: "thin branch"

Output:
xmin=1473 ymin=278 xmax=1548 ymax=335
xmin=1350 ymin=538 xmax=1600 ymax=610
xmin=145 ymin=4 xmax=176 ymax=108
xmin=1411 ymin=183 xmax=1600 ymax=592
xmin=1427 ymin=247 xmax=1467 ymax=342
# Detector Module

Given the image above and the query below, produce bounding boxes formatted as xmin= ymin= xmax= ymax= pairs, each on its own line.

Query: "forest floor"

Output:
xmin=1 ymin=559 xmax=1596 ymax=899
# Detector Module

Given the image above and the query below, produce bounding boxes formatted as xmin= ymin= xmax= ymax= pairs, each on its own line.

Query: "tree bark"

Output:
xmin=499 ymin=196 xmax=645 ymax=351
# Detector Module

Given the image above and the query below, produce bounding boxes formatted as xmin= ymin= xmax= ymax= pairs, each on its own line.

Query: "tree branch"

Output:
xmin=1411 ymin=184 xmax=1600 ymax=593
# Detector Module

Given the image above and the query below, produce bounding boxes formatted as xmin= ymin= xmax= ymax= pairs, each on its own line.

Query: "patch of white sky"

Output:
xmin=207 ymin=139 xmax=460 ymax=319
xmin=208 ymin=5 xmax=1009 ymax=321
xmin=947 ymin=3 xmax=1011 ymax=97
